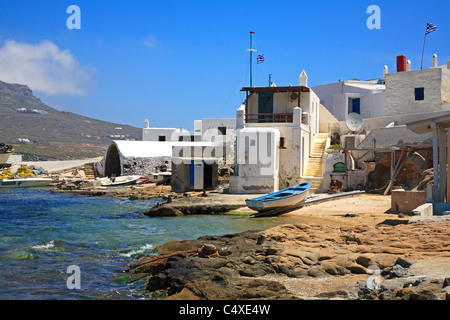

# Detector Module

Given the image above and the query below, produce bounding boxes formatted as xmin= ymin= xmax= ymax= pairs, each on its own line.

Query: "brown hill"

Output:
xmin=0 ymin=80 xmax=141 ymax=160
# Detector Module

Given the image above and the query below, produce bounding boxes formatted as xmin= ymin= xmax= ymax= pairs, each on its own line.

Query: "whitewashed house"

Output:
xmin=312 ymin=79 xmax=385 ymax=121
xmin=229 ymin=71 xmax=328 ymax=194
xmin=384 ymin=55 xmax=450 ymax=116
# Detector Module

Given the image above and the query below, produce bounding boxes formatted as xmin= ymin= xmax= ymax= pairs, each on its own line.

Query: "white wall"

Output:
xmin=312 ymin=81 xmax=385 ymax=121
xmin=385 ymin=67 xmax=446 ymax=116
xmin=230 ymin=128 xmax=280 ymax=193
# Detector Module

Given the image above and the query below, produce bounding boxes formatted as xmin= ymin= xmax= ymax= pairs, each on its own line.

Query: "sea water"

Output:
xmin=0 ymin=187 xmax=300 ymax=300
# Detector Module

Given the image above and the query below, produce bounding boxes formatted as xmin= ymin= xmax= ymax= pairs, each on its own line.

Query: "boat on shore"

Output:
xmin=0 ymin=177 xmax=53 ymax=188
xmin=245 ymin=181 xmax=311 ymax=212
xmin=99 ymin=175 xmax=143 ymax=187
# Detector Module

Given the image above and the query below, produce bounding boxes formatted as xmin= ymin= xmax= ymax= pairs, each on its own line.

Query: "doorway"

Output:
xmin=258 ymin=92 xmax=274 ymax=122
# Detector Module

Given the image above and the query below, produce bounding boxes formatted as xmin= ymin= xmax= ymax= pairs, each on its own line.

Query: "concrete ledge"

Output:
xmin=412 ymin=203 xmax=433 ymax=217
xmin=391 ymin=190 xmax=427 ymax=214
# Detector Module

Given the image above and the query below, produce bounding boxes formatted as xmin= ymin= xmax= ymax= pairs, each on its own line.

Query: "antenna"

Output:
xmin=345 ymin=113 xmax=364 ymax=134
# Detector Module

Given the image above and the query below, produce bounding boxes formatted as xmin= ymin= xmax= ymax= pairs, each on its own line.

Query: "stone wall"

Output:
xmin=122 ymin=156 xmax=171 ymax=176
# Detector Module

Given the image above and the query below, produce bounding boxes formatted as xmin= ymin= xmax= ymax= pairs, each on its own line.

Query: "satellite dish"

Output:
xmin=345 ymin=113 xmax=363 ymax=133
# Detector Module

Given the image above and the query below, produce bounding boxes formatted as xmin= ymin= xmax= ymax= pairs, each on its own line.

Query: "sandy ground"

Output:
xmin=282 ymin=193 xmax=406 ymax=226
xmin=230 ymin=193 xmax=406 ymax=227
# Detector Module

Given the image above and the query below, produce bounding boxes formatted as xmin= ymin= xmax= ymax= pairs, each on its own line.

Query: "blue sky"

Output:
xmin=0 ymin=0 xmax=448 ymax=130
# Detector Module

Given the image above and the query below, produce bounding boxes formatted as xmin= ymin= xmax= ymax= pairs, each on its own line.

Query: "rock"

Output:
xmin=124 ymin=220 xmax=450 ymax=300
xmin=388 ymin=264 xmax=408 ymax=279
xmin=395 ymin=257 xmax=412 ymax=268
xmin=358 ymin=281 xmax=379 ymax=300
xmin=198 ymin=244 xmax=218 ymax=258
xmin=256 ymin=232 xmax=266 ymax=245
xmin=144 ymin=206 xmax=183 ymax=217
xmin=443 ymin=277 xmax=450 ymax=288
xmin=394 ymin=286 xmax=441 ymax=300
xmin=307 ymin=266 xmax=327 ymax=278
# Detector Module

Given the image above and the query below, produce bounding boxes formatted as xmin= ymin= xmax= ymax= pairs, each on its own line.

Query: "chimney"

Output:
xmin=299 ymin=70 xmax=308 ymax=87
xmin=397 ymin=55 xmax=406 ymax=72
xmin=406 ymin=60 xmax=411 ymax=71
xmin=432 ymin=54 xmax=438 ymax=68
xmin=383 ymin=65 xmax=388 ymax=77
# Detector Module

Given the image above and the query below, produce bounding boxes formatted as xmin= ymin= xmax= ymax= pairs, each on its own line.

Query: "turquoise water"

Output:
xmin=0 ymin=187 xmax=301 ymax=300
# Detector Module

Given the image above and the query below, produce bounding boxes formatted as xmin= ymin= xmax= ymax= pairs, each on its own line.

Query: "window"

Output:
xmin=279 ymin=137 xmax=287 ymax=149
xmin=415 ymin=88 xmax=424 ymax=101
xmin=158 ymin=135 xmax=166 ymax=141
xmin=218 ymin=126 xmax=227 ymax=135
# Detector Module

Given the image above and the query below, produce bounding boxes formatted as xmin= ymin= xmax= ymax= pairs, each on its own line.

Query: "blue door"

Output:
xmin=351 ymin=98 xmax=360 ymax=114
xmin=189 ymin=161 xmax=195 ymax=189
xmin=258 ymin=92 xmax=274 ymax=122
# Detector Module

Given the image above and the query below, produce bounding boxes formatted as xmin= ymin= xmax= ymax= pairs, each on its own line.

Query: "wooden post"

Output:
xmin=245 ymin=90 xmax=248 ymax=123
xmin=447 ymin=128 xmax=450 ymax=202
xmin=438 ymin=127 xmax=447 ymax=202
xmin=431 ymin=122 xmax=439 ymax=202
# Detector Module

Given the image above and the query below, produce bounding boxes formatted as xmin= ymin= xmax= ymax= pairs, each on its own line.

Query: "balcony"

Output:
xmin=244 ymin=113 xmax=307 ymax=124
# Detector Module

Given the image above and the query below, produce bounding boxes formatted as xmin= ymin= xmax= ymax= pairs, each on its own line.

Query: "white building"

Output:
xmin=313 ymin=54 xmax=450 ymax=124
xmin=385 ymin=55 xmax=450 ymax=116
xmin=312 ymin=79 xmax=385 ymax=121
xmin=142 ymin=121 xmax=193 ymax=142
xmin=229 ymin=71 xmax=328 ymax=194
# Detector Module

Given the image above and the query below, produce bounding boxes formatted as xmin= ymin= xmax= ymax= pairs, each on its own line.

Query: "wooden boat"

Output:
xmin=245 ymin=182 xmax=311 ymax=212
xmin=100 ymin=175 xmax=142 ymax=187
xmin=0 ymin=177 xmax=53 ymax=188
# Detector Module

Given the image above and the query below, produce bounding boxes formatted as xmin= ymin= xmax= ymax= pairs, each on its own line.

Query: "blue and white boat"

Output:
xmin=245 ymin=181 xmax=311 ymax=212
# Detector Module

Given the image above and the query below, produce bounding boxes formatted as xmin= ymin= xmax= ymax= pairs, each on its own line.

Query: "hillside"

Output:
xmin=0 ymin=80 xmax=142 ymax=160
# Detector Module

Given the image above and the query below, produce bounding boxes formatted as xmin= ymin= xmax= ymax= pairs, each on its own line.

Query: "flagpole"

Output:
xmin=420 ymin=22 xmax=428 ymax=70
xmin=250 ymin=31 xmax=254 ymax=87
xmin=247 ymin=31 xmax=256 ymax=87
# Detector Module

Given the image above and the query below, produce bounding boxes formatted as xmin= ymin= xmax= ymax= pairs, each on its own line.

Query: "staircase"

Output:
xmin=82 ymin=162 xmax=97 ymax=180
xmin=302 ymin=133 xmax=328 ymax=194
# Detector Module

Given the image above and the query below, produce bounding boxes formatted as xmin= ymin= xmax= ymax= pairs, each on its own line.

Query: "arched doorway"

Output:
xmin=104 ymin=144 xmax=122 ymax=177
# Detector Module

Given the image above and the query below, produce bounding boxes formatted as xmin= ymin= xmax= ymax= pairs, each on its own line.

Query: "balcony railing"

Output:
xmin=245 ymin=113 xmax=307 ymax=124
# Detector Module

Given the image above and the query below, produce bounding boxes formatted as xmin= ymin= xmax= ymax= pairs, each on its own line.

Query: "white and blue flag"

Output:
xmin=257 ymin=55 xmax=264 ymax=64
xmin=425 ymin=23 xmax=437 ymax=35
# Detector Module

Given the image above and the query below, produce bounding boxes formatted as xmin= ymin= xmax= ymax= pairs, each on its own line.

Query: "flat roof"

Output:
xmin=406 ymin=113 xmax=450 ymax=134
xmin=241 ymin=86 xmax=310 ymax=93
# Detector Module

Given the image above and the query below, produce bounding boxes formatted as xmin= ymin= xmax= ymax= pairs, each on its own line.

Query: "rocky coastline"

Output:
xmin=51 ymin=180 xmax=450 ymax=300
xmin=124 ymin=217 xmax=450 ymax=300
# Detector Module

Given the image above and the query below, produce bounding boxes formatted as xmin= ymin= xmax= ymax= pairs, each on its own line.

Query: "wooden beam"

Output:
xmin=384 ymin=149 xmax=408 ymax=195
xmin=241 ymin=86 xmax=310 ymax=93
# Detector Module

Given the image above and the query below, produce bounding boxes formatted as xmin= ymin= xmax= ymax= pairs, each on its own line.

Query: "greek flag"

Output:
xmin=425 ymin=23 xmax=437 ymax=35
xmin=257 ymin=55 xmax=264 ymax=64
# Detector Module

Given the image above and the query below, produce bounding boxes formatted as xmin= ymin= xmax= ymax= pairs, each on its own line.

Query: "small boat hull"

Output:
xmin=100 ymin=175 xmax=142 ymax=187
xmin=245 ymin=182 xmax=311 ymax=212
xmin=0 ymin=178 xmax=53 ymax=188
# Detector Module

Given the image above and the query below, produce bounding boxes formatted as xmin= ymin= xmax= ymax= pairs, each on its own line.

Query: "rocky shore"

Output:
xmin=123 ymin=197 xmax=450 ymax=300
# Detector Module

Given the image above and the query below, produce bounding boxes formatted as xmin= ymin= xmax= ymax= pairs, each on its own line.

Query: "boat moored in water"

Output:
xmin=0 ymin=177 xmax=53 ymax=188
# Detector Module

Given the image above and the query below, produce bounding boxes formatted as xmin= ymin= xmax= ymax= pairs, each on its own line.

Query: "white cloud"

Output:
xmin=0 ymin=40 xmax=95 ymax=96
xmin=140 ymin=35 xmax=159 ymax=48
